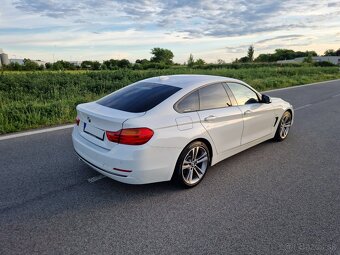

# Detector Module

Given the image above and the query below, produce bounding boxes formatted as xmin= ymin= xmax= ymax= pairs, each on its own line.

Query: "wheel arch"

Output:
xmin=171 ymin=137 xmax=214 ymax=186
xmin=189 ymin=138 xmax=214 ymax=166
xmin=285 ymin=108 xmax=294 ymax=124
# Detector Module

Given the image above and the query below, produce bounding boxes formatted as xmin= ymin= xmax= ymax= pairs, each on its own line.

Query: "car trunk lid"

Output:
xmin=76 ymin=102 xmax=145 ymax=149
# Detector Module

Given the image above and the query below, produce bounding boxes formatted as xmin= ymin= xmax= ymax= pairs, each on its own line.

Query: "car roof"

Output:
xmin=141 ymin=74 xmax=244 ymax=89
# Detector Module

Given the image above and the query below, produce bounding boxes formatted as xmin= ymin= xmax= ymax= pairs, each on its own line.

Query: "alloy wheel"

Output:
xmin=181 ymin=146 xmax=209 ymax=185
xmin=279 ymin=113 xmax=292 ymax=139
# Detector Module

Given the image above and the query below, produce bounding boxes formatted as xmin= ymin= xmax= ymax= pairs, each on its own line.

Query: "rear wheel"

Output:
xmin=274 ymin=111 xmax=292 ymax=141
xmin=173 ymin=141 xmax=210 ymax=188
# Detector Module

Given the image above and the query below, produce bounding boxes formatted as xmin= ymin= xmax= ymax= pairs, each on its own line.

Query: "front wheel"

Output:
xmin=173 ymin=141 xmax=210 ymax=188
xmin=274 ymin=111 xmax=292 ymax=141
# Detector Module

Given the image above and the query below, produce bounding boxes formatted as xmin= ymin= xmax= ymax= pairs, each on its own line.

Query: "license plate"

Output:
xmin=83 ymin=123 xmax=105 ymax=140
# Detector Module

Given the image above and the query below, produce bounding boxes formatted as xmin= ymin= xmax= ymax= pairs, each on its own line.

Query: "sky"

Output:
xmin=0 ymin=0 xmax=339 ymax=63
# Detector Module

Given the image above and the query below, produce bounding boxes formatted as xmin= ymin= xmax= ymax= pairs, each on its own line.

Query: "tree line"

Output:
xmin=2 ymin=46 xmax=339 ymax=71
xmin=235 ymin=46 xmax=340 ymax=63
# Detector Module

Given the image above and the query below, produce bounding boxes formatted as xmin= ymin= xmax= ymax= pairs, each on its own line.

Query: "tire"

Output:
xmin=173 ymin=141 xmax=210 ymax=188
xmin=274 ymin=111 xmax=292 ymax=142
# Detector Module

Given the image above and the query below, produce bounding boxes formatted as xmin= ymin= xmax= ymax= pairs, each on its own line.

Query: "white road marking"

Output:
xmin=88 ymin=174 xmax=106 ymax=183
xmin=0 ymin=124 xmax=74 ymax=141
xmin=332 ymin=93 xmax=340 ymax=98
xmin=263 ymin=79 xmax=340 ymax=93
xmin=294 ymin=104 xmax=312 ymax=111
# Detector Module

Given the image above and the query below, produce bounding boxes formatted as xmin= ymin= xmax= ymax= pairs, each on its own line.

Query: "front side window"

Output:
xmin=199 ymin=83 xmax=231 ymax=110
xmin=97 ymin=82 xmax=181 ymax=113
xmin=227 ymin=83 xmax=259 ymax=105
xmin=176 ymin=91 xmax=199 ymax=112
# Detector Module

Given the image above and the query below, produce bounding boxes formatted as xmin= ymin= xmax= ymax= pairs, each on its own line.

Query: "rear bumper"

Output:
xmin=72 ymin=127 xmax=180 ymax=184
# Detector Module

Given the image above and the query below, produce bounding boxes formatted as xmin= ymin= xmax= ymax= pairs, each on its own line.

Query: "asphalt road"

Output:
xmin=1 ymin=80 xmax=340 ymax=255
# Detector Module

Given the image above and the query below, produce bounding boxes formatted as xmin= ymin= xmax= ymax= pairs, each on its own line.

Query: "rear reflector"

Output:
xmin=106 ymin=128 xmax=154 ymax=145
xmin=76 ymin=117 xmax=80 ymax=126
xmin=113 ymin=168 xmax=132 ymax=173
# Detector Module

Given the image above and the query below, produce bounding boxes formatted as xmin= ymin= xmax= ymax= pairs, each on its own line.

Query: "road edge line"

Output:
xmin=0 ymin=124 xmax=74 ymax=141
xmin=263 ymin=78 xmax=340 ymax=93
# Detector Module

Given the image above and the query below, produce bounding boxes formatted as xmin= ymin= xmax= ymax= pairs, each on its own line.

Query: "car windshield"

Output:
xmin=97 ymin=82 xmax=181 ymax=113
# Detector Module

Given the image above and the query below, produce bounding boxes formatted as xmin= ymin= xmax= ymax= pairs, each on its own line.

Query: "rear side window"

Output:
xmin=176 ymin=91 xmax=199 ymax=112
xmin=97 ymin=82 xmax=181 ymax=113
xmin=199 ymin=83 xmax=231 ymax=110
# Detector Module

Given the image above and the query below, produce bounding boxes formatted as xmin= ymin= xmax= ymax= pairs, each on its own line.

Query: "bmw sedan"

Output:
xmin=72 ymin=75 xmax=293 ymax=187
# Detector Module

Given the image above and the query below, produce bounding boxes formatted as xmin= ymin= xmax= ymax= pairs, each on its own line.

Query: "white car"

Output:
xmin=72 ymin=75 xmax=293 ymax=187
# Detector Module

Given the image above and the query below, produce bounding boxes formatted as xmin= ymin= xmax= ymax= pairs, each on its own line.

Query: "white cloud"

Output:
xmin=0 ymin=0 xmax=339 ymax=62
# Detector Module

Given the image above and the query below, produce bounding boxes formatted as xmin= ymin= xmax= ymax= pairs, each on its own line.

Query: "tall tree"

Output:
xmin=247 ymin=45 xmax=254 ymax=62
xmin=187 ymin=54 xmax=194 ymax=67
xmin=150 ymin=48 xmax=174 ymax=65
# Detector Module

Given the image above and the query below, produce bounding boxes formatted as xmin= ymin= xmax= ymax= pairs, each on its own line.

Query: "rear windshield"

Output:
xmin=97 ymin=82 xmax=181 ymax=113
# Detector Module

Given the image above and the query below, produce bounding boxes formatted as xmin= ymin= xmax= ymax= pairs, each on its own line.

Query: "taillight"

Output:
xmin=75 ymin=117 xmax=80 ymax=126
xmin=106 ymin=130 xmax=121 ymax=143
xmin=106 ymin=128 xmax=154 ymax=145
xmin=120 ymin=128 xmax=154 ymax=145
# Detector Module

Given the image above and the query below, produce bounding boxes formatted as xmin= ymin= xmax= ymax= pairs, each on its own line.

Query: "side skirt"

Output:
xmin=211 ymin=133 xmax=275 ymax=165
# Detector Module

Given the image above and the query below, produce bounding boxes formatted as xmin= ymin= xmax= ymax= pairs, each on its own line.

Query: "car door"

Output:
xmin=197 ymin=83 xmax=243 ymax=154
xmin=226 ymin=82 xmax=275 ymax=145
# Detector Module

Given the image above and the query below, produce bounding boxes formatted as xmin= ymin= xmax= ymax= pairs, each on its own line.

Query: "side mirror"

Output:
xmin=261 ymin=94 xmax=271 ymax=104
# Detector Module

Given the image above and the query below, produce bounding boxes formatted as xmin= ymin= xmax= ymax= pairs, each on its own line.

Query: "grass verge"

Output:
xmin=1 ymin=66 xmax=339 ymax=134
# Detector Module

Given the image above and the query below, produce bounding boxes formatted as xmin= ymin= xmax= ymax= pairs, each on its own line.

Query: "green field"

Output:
xmin=1 ymin=66 xmax=339 ymax=134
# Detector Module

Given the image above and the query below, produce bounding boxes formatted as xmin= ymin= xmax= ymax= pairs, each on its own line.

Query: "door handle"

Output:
xmin=244 ymin=110 xmax=252 ymax=115
xmin=204 ymin=115 xmax=217 ymax=121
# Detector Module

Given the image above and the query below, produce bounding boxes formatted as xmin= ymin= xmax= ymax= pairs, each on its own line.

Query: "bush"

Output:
xmin=314 ymin=61 xmax=336 ymax=67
